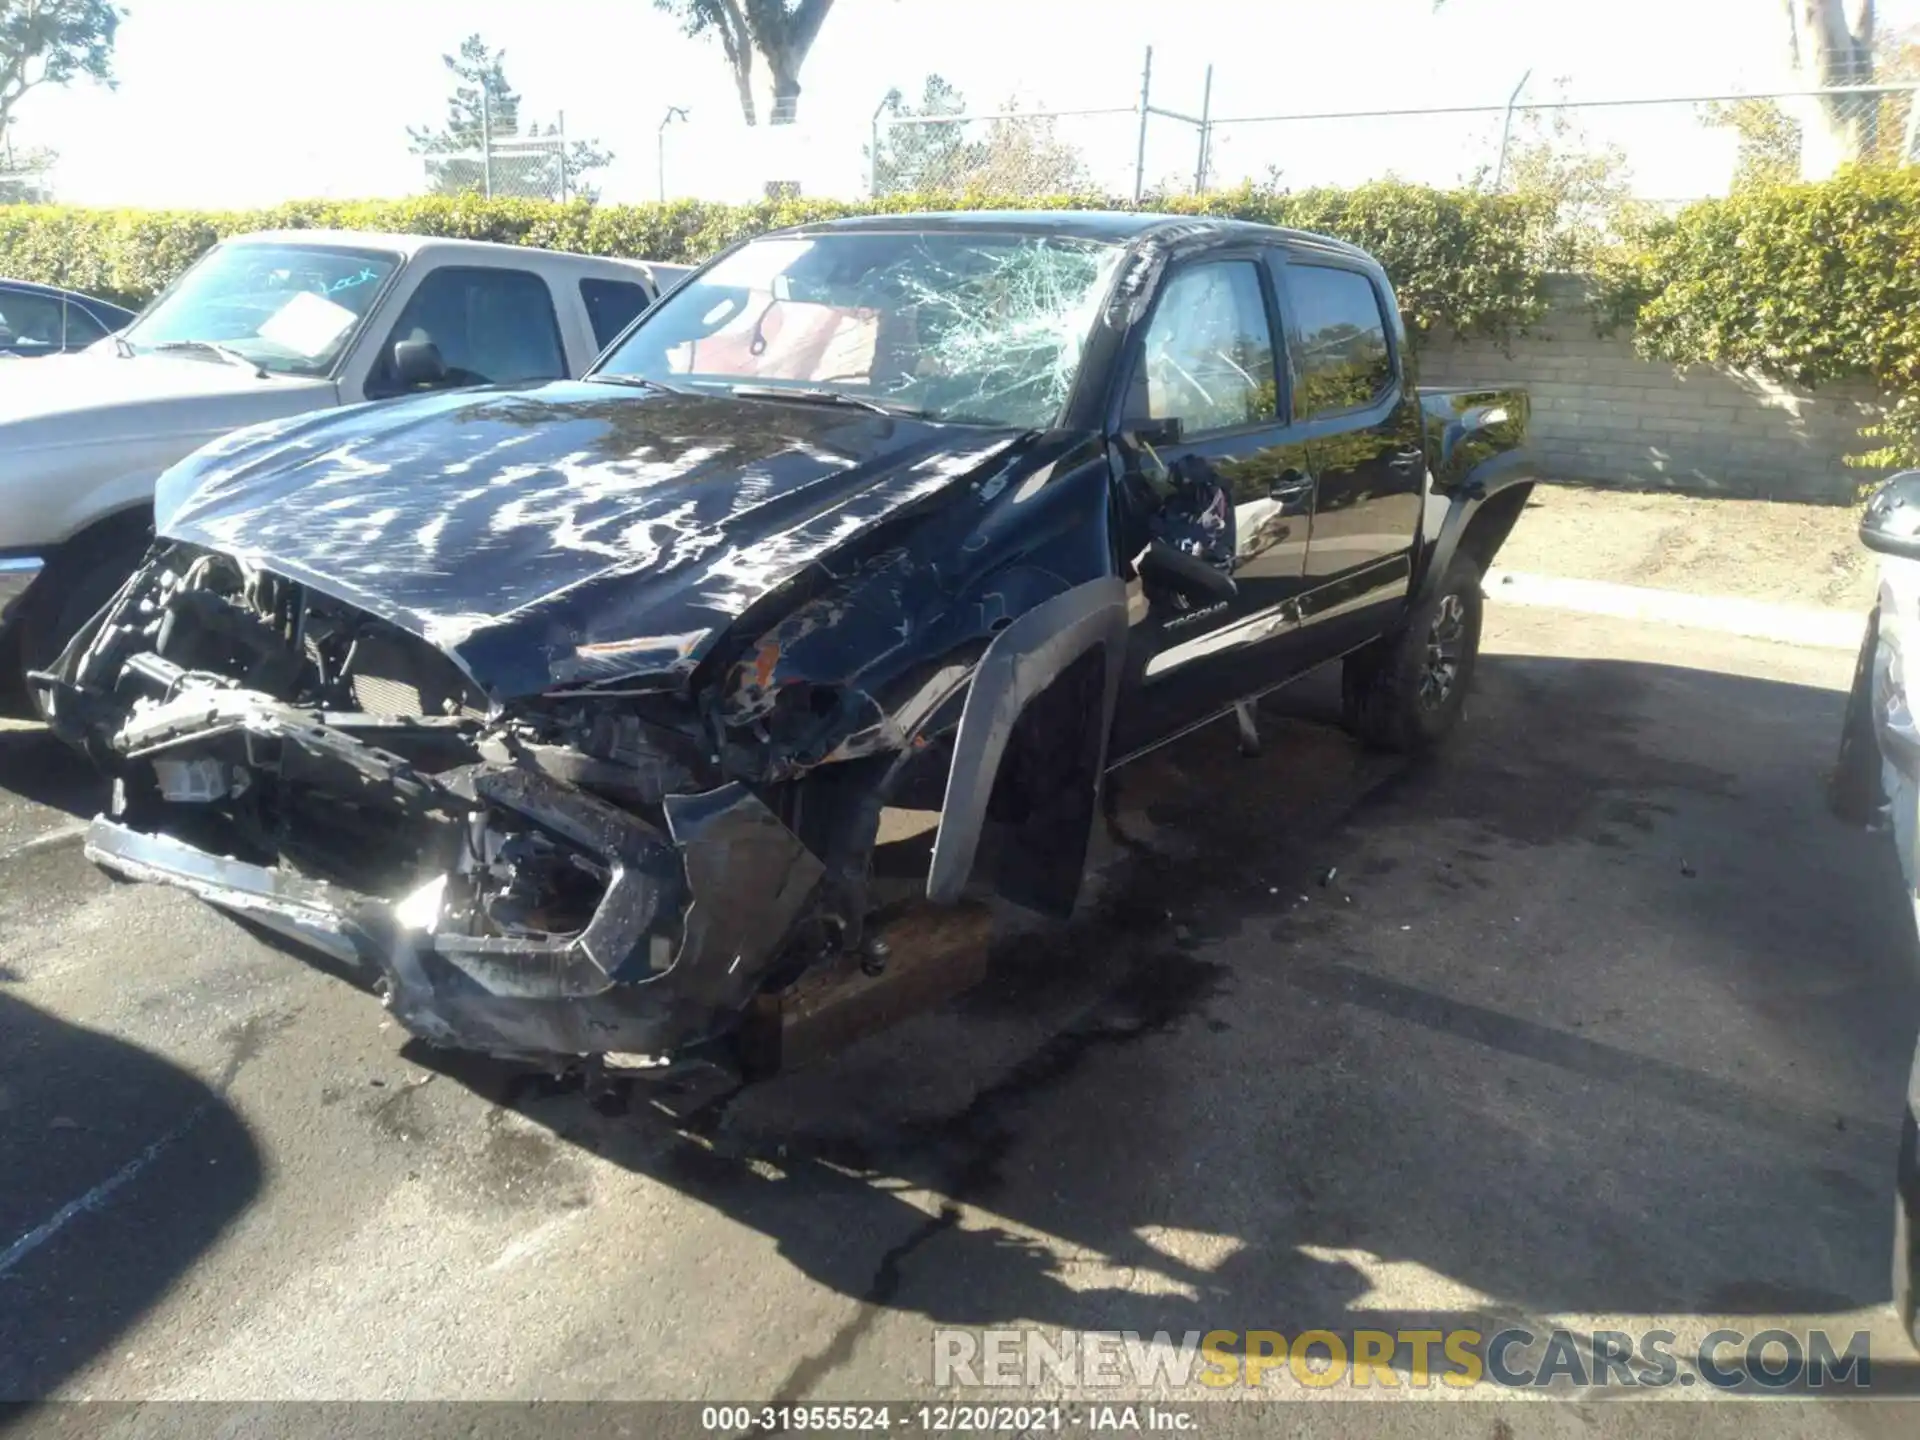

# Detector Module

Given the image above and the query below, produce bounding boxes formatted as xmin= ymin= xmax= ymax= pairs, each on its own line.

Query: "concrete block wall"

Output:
xmin=1418 ymin=274 xmax=1889 ymax=505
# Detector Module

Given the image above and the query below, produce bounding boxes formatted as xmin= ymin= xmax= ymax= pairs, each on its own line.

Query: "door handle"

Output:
xmin=1269 ymin=469 xmax=1314 ymax=514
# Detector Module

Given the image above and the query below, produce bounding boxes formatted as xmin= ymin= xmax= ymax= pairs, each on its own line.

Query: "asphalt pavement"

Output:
xmin=2 ymin=603 xmax=1919 ymax=1429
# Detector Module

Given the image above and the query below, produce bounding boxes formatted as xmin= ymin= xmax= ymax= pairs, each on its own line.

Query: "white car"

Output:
xmin=1831 ymin=469 xmax=1920 ymax=1351
xmin=0 ymin=231 xmax=685 ymax=701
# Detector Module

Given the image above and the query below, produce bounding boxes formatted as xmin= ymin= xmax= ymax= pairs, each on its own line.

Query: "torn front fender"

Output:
xmin=927 ymin=576 xmax=1129 ymax=910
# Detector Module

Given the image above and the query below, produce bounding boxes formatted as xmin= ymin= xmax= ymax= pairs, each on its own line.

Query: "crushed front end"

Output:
xmin=39 ymin=543 xmax=833 ymax=1072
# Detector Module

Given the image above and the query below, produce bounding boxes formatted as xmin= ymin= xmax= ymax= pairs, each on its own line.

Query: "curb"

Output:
xmin=1482 ymin=569 xmax=1865 ymax=652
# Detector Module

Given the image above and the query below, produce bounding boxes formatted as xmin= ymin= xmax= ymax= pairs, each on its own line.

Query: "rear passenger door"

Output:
xmin=362 ymin=265 xmax=570 ymax=400
xmin=1276 ymin=255 xmax=1428 ymax=662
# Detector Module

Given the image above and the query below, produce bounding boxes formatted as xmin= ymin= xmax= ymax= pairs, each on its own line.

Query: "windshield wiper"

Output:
xmin=584 ymin=373 xmax=695 ymax=396
xmin=153 ymin=340 xmax=268 ymax=378
xmin=727 ymin=384 xmax=929 ymax=418
xmin=111 ymin=334 xmax=135 ymax=359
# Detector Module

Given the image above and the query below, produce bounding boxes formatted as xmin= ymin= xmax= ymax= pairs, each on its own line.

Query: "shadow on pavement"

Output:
xmin=0 ymin=995 xmax=263 ymax=1399
xmin=403 ymin=654 xmax=1920 ymax=1394
xmin=0 ymin=724 xmax=108 ymax=825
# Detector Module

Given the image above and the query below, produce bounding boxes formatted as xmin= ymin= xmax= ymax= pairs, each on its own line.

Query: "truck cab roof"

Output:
xmin=223 ymin=231 xmax=672 ymax=289
xmin=784 ymin=210 xmax=1377 ymax=264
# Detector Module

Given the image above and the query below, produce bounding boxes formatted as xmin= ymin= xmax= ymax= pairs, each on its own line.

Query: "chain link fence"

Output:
xmin=859 ymin=70 xmax=1920 ymax=226
xmin=8 ymin=58 xmax=1920 ymax=211
xmin=417 ymin=115 xmax=600 ymax=202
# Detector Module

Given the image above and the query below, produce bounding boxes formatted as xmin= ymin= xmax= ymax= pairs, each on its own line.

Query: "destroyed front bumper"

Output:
xmin=80 ymin=690 xmax=825 ymax=1068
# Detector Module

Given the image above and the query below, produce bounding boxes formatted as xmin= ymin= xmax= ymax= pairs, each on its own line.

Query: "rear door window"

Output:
xmin=579 ymin=278 xmax=653 ymax=351
xmin=369 ymin=266 xmax=567 ymax=396
xmin=1283 ymin=263 xmax=1395 ymax=420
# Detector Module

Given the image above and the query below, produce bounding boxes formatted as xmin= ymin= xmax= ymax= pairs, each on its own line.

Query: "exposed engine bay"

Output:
xmin=42 ymin=540 xmax=982 ymax=1073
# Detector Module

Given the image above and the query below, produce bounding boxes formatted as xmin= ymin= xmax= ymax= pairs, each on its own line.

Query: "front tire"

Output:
xmin=16 ymin=517 xmax=153 ymax=717
xmin=1342 ymin=550 xmax=1485 ymax=753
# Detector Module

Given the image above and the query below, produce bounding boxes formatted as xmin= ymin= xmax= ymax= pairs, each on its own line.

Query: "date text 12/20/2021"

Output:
xmin=700 ymin=1406 xmax=1197 ymax=1432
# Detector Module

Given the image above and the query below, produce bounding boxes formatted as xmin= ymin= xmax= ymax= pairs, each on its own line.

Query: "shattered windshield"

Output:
xmin=121 ymin=243 xmax=400 ymax=377
xmin=593 ymin=231 xmax=1125 ymax=428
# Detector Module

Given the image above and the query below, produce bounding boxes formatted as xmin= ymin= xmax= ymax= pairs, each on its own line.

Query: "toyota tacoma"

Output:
xmin=38 ymin=212 xmax=1533 ymax=1076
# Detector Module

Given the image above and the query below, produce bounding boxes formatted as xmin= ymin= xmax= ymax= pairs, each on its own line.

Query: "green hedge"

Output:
xmin=1595 ymin=166 xmax=1920 ymax=470
xmin=0 ymin=183 xmax=1550 ymax=344
xmin=22 ymin=173 xmax=1920 ymax=467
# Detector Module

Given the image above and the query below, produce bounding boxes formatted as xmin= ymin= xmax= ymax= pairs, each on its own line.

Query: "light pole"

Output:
xmin=658 ymin=106 xmax=690 ymax=203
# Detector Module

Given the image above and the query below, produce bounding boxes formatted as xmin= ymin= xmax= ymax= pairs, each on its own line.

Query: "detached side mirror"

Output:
xmin=391 ymin=339 xmax=448 ymax=390
xmin=1862 ymin=472 xmax=1920 ymax=560
xmin=1138 ymin=537 xmax=1237 ymax=606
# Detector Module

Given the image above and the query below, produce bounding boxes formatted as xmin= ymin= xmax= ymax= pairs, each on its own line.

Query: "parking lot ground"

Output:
xmin=3 ymin=603 xmax=1920 ymax=1423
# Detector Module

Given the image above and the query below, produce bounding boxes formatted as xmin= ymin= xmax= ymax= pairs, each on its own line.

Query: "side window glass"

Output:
xmin=369 ymin=267 xmax=566 ymax=396
xmin=64 ymin=304 xmax=109 ymax=346
xmin=1133 ymin=261 xmax=1278 ymax=434
xmin=0 ymin=292 xmax=65 ymax=354
xmin=1286 ymin=264 xmax=1394 ymax=420
xmin=579 ymin=278 xmax=652 ymax=352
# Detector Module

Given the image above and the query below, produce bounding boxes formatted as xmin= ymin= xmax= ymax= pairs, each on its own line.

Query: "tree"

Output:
xmin=0 ymin=0 xmax=121 ymax=153
xmin=654 ymin=0 xmax=836 ymax=127
xmin=871 ymin=75 xmax=1090 ymax=196
xmin=408 ymin=35 xmax=521 ymax=160
xmin=1701 ymin=98 xmax=1803 ymax=189
xmin=1437 ymin=1 xmax=1884 ymax=176
xmin=1784 ymin=0 xmax=1877 ymax=177
xmin=870 ymin=73 xmax=970 ymax=193
xmin=1474 ymin=80 xmax=1642 ymax=271
xmin=964 ymin=105 xmax=1091 ymax=195
xmin=408 ymin=34 xmax=609 ymax=201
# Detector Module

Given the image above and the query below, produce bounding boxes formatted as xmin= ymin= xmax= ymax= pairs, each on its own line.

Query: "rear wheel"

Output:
xmin=1830 ymin=606 xmax=1886 ymax=827
xmin=16 ymin=515 xmax=153 ymax=717
xmin=1342 ymin=550 xmax=1485 ymax=753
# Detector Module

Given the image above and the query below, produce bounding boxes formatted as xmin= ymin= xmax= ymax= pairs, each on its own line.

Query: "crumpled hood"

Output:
xmin=156 ymin=381 xmax=1028 ymax=700
xmin=0 ymin=349 xmax=333 ymax=437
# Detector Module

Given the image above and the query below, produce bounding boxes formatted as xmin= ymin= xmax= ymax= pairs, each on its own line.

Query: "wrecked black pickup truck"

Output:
xmin=38 ymin=212 xmax=1532 ymax=1076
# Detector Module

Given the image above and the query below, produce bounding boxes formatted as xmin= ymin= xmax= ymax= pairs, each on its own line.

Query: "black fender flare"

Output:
xmin=1412 ymin=452 xmax=1534 ymax=610
xmin=926 ymin=576 xmax=1129 ymax=907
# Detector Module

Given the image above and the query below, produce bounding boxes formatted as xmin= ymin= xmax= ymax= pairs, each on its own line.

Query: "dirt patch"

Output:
xmin=1498 ymin=483 xmax=1874 ymax=612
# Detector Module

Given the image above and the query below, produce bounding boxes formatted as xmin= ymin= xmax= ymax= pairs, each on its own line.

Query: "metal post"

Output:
xmin=481 ymin=89 xmax=494 ymax=199
xmin=1134 ymin=45 xmax=1153 ymax=205
xmin=658 ymin=106 xmax=689 ymax=204
xmin=1194 ymin=63 xmax=1214 ymax=194
xmin=557 ymin=110 xmax=568 ymax=204
xmin=1492 ymin=69 xmax=1531 ymax=190
xmin=871 ymin=96 xmax=890 ymax=198
xmin=1903 ymin=85 xmax=1920 ymax=166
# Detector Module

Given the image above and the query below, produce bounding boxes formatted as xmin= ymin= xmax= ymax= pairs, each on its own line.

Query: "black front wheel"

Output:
xmin=1342 ymin=551 xmax=1486 ymax=753
xmin=16 ymin=518 xmax=153 ymax=718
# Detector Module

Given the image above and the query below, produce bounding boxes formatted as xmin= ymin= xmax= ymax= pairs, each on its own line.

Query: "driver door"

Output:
xmin=1109 ymin=254 xmax=1317 ymax=762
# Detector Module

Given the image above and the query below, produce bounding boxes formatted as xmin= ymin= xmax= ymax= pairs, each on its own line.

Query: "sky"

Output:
xmin=13 ymin=0 xmax=1920 ymax=208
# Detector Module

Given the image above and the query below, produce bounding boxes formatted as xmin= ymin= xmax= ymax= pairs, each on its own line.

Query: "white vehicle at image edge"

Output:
xmin=0 ymin=230 xmax=690 ymax=702
xmin=1830 ymin=469 xmax=1920 ymax=1354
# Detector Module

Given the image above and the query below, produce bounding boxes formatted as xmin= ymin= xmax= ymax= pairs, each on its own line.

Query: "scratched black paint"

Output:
xmin=156 ymin=383 xmax=1030 ymax=702
xmin=61 ymin=213 xmax=1537 ymax=1073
